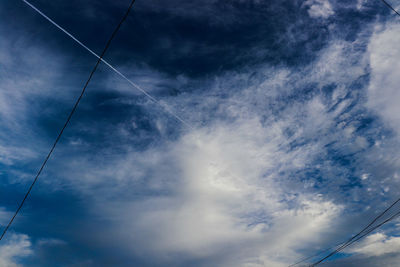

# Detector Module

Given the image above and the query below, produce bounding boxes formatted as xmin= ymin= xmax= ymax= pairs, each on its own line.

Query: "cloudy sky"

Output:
xmin=1 ymin=0 xmax=400 ymax=266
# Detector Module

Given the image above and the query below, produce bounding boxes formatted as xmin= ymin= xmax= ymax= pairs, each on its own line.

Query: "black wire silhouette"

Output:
xmin=311 ymin=210 xmax=400 ymax=266
xmin=290 ymin=0 xmax=400 ymax=266
xmin=305 ymin=1 xmax=400 ymax=264
xmin=0 ymin=0 xmax=136 ymax=241
xmin=381 ymin=0 xmax=400 ymax=17
xmin=306 ymin=198 xmax=400 ymax=266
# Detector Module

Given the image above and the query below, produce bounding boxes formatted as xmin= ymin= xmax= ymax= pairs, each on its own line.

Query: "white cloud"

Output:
xmin=77 ymin=116 xmax=343 ymax=266
xmin=0 ymin=234 xmax=32 ymax=267
xmin=367 ymin=23 xmax=400 ymax=135
xmin=43 ymin=38 xmax=384 ymax=266
xmin=1 ymin=6 xmax=391 ymax=265
xmin=349 ymin=232 xmax=400 ymax=257
xmin=304 ymin=0 xmax=334 ymax=18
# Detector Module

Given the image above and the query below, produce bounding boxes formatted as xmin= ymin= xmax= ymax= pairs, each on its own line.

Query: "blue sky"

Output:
xmin=2 ymin=0 xmax=400 ymax=266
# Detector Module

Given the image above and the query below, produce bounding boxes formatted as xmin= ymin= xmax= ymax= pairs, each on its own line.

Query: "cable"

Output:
xmin=0 ymin=0 xmax=136 ymax=241
xmin=335 ymin=210 xmax=400 ymax=252
xmin=288 ymin=242 xmax=344 ymax=267
xmin=16 ymin=0 xmax=400 ymax=256
xmin=290 ymin=1 xmax=400 ymax=263
xmin=288 ymin=197 xmax=400 ymax=266
xmin=23 ymin=0 xmax=194 ymax=131
xmin=380 ymin=0 xmax=400 ymax=17
xmin=307 ymin=197 xmax=400 ymax=266
xmin=311 ymin=209 xmax=400 ymax=266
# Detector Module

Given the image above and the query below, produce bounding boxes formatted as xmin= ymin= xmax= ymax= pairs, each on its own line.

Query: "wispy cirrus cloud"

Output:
xmin=39 ymin=34 xmax=381 ymax=266
xmin=2 ymin=0 xmax=400 ymax=266
xmin=367 ymin=22 xmax=400 ymax=135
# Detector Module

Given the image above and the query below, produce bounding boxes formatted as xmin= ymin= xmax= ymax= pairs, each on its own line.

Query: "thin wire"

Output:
xmin=288 ymin=242 xmax=344 ymax=267
xmin=311 ymin=210 xmax=400 ymax=266
xmin=306 ymin=197 xmax=400 ymax=266
xmin=17 ymin=0 xmax=400 ymax=256
xmin=0 ymin=0 xmax=136 ymax=241
xmin=288 ymin=197 xmax=400 ymax=266
xmin=22 ymin=0 xmax=250 ymax=236
xmin=334 ymin=210 xmax=400 ymax=253
xmin=23 ymin=0 xmax=194 ymax=131
xmin=380 ymin=0 xmax=400 ymax=17
xmin=298 ymin=1 xmax=400 ymax=264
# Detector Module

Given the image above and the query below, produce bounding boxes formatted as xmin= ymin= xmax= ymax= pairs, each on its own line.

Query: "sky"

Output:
xmin=1 ymin=0 xmax=400 ymax=266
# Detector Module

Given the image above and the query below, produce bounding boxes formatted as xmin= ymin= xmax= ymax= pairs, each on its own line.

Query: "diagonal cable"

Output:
xmin=0 ymin=0 xmax=136 ymax=241
xmin=288 ymin=242 xmax=344 ymax=267
xmin=289 ymin=197 xmax=400 ymax=266
xmin=380 ymin=0 xmax=400 ymax=17
xmin=307 ymin=198 xmax=400 ymax=266
xmin=334 ymin=210 xmax=400 ymax=253
xmin=23 ymin=0 xmax=194 ymax=131
xmin=311 ymin=209 xmax=400 ymax=266
xmin=299 ymin=1 xmax=400 ymax=264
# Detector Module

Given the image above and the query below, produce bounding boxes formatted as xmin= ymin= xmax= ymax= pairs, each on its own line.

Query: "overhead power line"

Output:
xmin=380 ymin=0 xmax=400 ymax=17
xmin=288 ymin=242 xmax=344 ymax=267
xmin=23 ymin=0 xmax=194 ymax=131
xmin=309 ymin=198 xmax=400 ymax=266
xmin=14 ymin=0 xmax=400 ymax=261
xmin=334 ymin=210 xmax=400 ymax=252
xmin=0 ymin=0 xmax=137 ymax=241
xmin=20 ymin=1 xmax=250 ymax=245
xmin=288 ymin=198 xmax=400 ymax=267
xmin=311 ymin=209 xmax=400 ymax=266
xmin=289 ymin=208 xmax=400 ymax=267
xmin=289 ymin=2 xmax=400 ymax=265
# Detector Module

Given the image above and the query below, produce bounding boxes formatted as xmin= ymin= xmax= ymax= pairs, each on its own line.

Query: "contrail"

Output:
xmin=22 ymin=0 xmax=194 ymax=130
